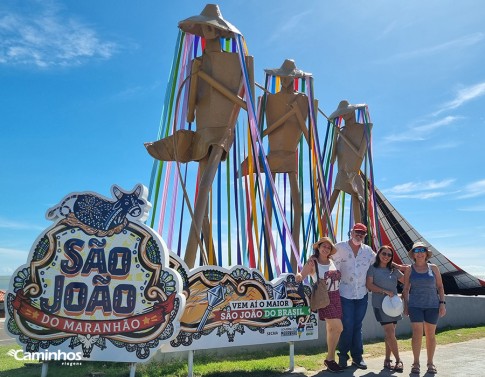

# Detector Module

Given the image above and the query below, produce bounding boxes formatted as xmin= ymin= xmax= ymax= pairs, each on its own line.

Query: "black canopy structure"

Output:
xmin=375 ymin=187 xmax=485 ymax=296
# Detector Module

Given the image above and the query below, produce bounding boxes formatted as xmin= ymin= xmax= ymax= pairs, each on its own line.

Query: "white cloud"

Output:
xmin=0 ymin=217 xmax=44 ymax=231
xmin=383 ymin=179 xmax=455 ymax=200
xmin=460 ymin=265 xmax=485 ymax=280
xmin=384 ymin=179 xmax=485 ymax=201
xmin=383 ymin=81 xmax=485 ymax=147
xmin=386 ymin=179 xmax=454 ymax=194
xmin=278 ymin=11 xmax=312 ymax=34
xmin=378 ymin=32 xmax=484 ymax=63
xmin=0 ymin=247 xmax=28 ymax=256
xmin=383 ymin=116 xmax=459 ymax=143
xmin=386 ymin=192 xmax=448 ymax=200
xmin=303 ymin=200 xmax=313 ymax=216
xmin=376 ymin=20 xmax=398 ymax=40
xmin=458 ymin=204 xmax=485 ymax=212
xmin=111 ymin=83 xmax=160 ymax=101
xmin=434 ymin=81 xmax=485 ymax=116
xmin=266 ymin=10 xmax=312 ymax=44
xmin=0 ymin=3 xmax=118 ymax=68
xmin=428 ymin=141 xmax=462 ymax=150
xmin=0 ymin=247 xmax=29 ymax=276
xmin=458 ymin=179 xmax=485 ymax=199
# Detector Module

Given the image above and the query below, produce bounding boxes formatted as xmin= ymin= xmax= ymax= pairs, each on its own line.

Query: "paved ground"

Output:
xmin=285 ymin=337 xmax=485 ymax=377
xmin=2 ymin=318 xmax=484 ymax=376
xmin=0 ymin=318 xmax=16 ymax=346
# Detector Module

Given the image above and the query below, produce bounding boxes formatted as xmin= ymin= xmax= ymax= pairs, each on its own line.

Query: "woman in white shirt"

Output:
xmin=296 ymin=237 xmax=343 ymax=373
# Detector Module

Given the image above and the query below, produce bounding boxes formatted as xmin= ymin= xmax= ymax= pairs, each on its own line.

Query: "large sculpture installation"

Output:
xmin=328 ymin=100 xmax=372 ymax=225
xmin=250 ymin=59 xmax=311 ymax=271
xmin=145 ymin=4 xmax=254 ymax=268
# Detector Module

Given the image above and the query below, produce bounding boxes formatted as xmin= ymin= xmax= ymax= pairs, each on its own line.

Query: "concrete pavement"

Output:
xmin=0 ymin=318 xmax=17 ymax=346
xmin=2 ymin=317 xmax=484 ymax=376
xmin=286 ymin=338 xmax=485 ymax=377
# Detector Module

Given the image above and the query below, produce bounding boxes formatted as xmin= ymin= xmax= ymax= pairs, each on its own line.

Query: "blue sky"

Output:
xmin=1 ymin=0 xmax=485 ymax=278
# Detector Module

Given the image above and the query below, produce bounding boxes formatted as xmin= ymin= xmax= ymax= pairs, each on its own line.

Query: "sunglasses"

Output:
xmin=354 ymin=230 xmax=366 ymax=236
xmin=413 ymin=247 xmax=427 ymax=253
xmin=380 ymin=252 xmax=393 ymax=257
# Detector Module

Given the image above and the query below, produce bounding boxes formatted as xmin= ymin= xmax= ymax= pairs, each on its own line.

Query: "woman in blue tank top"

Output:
xmin=402 ymin=241 xmax=446 ymax=375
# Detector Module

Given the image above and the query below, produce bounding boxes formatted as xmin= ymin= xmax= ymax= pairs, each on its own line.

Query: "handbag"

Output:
xmin=310 ymin=260 xmax=330 ymax=311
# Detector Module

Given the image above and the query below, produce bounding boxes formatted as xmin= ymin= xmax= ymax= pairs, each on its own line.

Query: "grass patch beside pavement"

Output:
xmin=1 ymin=325 xmax=484 ymax=377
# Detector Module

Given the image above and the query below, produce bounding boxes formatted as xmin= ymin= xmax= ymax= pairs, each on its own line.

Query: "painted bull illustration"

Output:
xmin=47 ymin=184 xmax=148 ymax=232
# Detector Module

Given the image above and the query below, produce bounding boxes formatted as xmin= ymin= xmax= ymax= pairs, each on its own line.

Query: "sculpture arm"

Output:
xmin=293 ymin=104 xmax=310 ymax=144
xmin=319 ymin=108 xmax=362 ymax=161
xmin=330 ymin=132 xmax=338 ymax=163
xmin=262 ymin=107 xmax=298 ymax=137
xmin=245 ymin=55 xmax=255 ymax=104
xmin=357 ymin=122 xmax=373 ymax=156
xmin=197 ymin=70 xmax=247 ymax=110
xmin=187 ymin=59 xmax=201 ymax=123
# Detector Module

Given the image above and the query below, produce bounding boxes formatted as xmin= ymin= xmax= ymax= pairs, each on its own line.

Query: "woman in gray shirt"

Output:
xmin=366 ymin=246 xmax=404 ymax=372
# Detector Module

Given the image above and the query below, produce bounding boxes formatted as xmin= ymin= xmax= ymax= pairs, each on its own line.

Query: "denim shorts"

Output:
xmin=408 ymin=307 xmax=439 ymax=324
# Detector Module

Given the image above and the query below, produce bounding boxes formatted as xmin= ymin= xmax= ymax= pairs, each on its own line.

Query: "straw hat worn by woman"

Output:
xmin=402 ymin=242 xmax=446 ymax=375
xmin=296 ymin=237 xmax=343 ymax=373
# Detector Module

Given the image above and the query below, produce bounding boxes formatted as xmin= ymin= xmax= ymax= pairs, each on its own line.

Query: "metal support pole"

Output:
xmin=41 ymin=362 xmax=48 ymax=377
xmin=188 ymin=350 xmax=194 ymax=377
xmin=289 ymin=341 xmax=295 ymax=372
xmin=129 ymin=362 xmax=137 ymax=377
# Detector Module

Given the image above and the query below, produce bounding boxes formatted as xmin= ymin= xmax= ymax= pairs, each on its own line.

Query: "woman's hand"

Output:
xmin=439 ymin=304 xmax=446 ymax=318
xmin=296 ymin=256 xmax=317 ymax=284
xmin=380 ymin=289 xmax=394 ymax=297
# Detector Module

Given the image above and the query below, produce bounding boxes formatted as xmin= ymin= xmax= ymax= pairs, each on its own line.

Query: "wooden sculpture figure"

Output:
xmin=328 ymin=100 xmax=372 ymax=225
xmin=145 ymin=4 xmax=254 ymax=268
xmin=242 ymin=59 xmax=310 ymax=271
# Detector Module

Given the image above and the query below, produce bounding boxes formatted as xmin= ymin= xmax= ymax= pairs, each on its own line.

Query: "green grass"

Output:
xmin=1 ymin=325 xmax=484 ymax=377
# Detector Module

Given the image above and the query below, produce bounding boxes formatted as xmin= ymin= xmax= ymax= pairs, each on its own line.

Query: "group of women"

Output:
xmin=295 ymin=236 xmax=446 ymax=374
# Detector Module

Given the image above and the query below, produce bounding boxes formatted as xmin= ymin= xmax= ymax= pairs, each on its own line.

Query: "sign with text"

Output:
xmin=5 ymin=185 xmax=185 ymax=362
xmin=163 ymin=259 xmax=318 ymax=351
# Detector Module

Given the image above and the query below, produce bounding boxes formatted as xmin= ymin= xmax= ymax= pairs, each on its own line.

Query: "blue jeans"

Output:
xmin=338 ymin=294 xmax=368 ymax=365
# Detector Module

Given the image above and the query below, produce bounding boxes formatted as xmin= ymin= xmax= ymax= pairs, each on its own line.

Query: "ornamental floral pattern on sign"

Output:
xmin=5 ymin=184 xmax=185 ymax=362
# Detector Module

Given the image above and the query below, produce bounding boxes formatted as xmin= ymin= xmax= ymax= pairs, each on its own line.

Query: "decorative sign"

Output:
xmin=5 ymin=184 xmax=185 ymax=362
xmin=162 ymin=258 xmax=318 ymax=351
